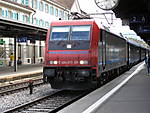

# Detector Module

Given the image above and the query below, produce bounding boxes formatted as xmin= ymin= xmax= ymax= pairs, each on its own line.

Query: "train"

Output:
xmin=43 ymin=19 xmax=149 ymax=89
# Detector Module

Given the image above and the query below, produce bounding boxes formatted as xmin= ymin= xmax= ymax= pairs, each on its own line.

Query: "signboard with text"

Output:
xmin=17 ymin=37 xmax=27 ymax=43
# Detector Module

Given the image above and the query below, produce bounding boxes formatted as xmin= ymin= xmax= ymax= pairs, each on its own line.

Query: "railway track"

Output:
xmin=0 ymin=78 xmax=44 ymax=96
xmin=3 ymin=90 xmax=89 ymax=113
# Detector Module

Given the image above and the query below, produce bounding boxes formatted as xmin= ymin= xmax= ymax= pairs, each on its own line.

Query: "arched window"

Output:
xmin=55 ymin=8 xmax=58 ymax=17
xmin=45 ymin=4 xmax=49 ymax=13
xmin=39 ymin=2 xmax=44 ymax=11
xmin=50 ymin=6 xmax=54 ymax=15
xmin=45 ymin=21 xmax=49 ymax=27
xmin=32 ymin=0 xmax=37 ymax=9
xmin=39 ymin=19 xmax=44 ymax=27
xmin=33 ymin=18 xmax=36 ymax=24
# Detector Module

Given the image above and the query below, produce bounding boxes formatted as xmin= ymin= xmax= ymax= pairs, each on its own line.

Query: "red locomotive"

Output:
xmin=43 ymin=19 xmax=147 ymax=89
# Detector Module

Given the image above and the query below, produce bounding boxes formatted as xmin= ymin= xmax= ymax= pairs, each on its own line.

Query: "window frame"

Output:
xmin=71 ymin=25 xmax=91 ymax=40
xmin=50 ymin=26 xmax=70 ymax=41
xmin=50 ymin=6 xmax=54 ymax=15
xmin=39 ymin=1 xmax=44 ymax=11
xmin=49 ymin=25 xmax=91 ymax=41
xmin=45 ymin=4 xmax=49 ymax=13
xmin=32 ymin=0 xmax=37 ymax=9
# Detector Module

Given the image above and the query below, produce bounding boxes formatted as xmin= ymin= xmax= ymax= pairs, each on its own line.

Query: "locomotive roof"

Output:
xmin=51 ymin=19 xmax=96 ymax=26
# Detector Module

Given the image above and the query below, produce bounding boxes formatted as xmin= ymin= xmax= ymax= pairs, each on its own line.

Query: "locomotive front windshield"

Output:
xmin=71 ymin=26 xmax=90 ymax=40
xmin=51 ymin=26 xmax=69 ymax=40
xmin=49 ymin=25 xmax=91 ymax=50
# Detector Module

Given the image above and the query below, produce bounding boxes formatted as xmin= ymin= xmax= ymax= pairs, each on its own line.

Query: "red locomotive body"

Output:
xmin=43 ymin=20 xmax=100 ymax=89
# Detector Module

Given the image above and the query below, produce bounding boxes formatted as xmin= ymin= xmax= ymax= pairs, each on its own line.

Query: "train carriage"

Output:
xmin=127 ymin=39 xmax=141 ymax=66
xmin=99 ymin=29 xmax=127 ymax=72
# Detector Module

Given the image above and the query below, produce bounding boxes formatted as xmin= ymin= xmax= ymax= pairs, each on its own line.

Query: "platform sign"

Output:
xmin=0 ymin=39 xmax=5 ymax=45
xmin=17 ymin=37 xmax=27 ymax=43
xmin=138 ymin=26 xmax=150 ymax=34
xmin=130 ymin=15 xmax=147 ymax=24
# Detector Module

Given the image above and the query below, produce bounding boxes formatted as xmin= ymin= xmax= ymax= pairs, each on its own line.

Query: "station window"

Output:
xmin=23 ymin=15 xmax=29 ymax=23
xmin=25 ymin=0 xmax=29 ymax=6
xmin=33 ymin=18 xmax=37 ymax=24
xmin=59 ymin=10 xmax=62 ymax=18
xmin=32 ymin=0 xmax=37 ymax=9
xmin=2 ymin=9 xmax=5 ymax=17
xmin=61 ymin=11 xmax=64 ymax=19
xmin=13 ymin=12 xmax=19 ymax=20
xmin=45 ymin=4 xmax=49 ymax=13
xmin=39 ymin=2 xmax=44 ymax=11
xmin=5 ymin=10 xmax=8 ymax=18
xmin=50 ymin=6 xmax=54 ymax=15
xmin=39 ymin=19 xmax=42 ymax=26
xmin=45 ymin=21 xmax=49 ymax=28
xmin=8 ymin=10 xmax=10 ymax=18
xmin=36 ymin=19 xmax=39 ymax=25
xmin=8 ymin=10 xmax=13 ymax=19
xmin=42 ymin=20 xmax=44 ymax=27
xmin=55 ymin=8 xmax=58 ymax=17
xmin=39 ymin=19 xmax=44 ymax=27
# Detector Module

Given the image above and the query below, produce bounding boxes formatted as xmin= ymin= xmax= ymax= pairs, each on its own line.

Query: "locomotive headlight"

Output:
xmin=80 ymin=60 xmax=84 ymax=64
xmin=80 ymin=60 xmax=88 ymax=64
xmin=54 ymin=61 xmax=58 ymax=64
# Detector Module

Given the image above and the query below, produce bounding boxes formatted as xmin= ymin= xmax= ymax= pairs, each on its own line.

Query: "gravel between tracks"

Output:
xmin=0 ymin=84 xmax=54 ymax=112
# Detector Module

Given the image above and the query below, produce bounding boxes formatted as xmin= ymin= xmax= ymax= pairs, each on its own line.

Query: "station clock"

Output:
xmin=95 ymin=0 xmax=119 ymax=10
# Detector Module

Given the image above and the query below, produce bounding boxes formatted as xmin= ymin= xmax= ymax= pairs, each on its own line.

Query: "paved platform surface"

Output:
xmin=59 ymin=62 xmax=150 ymax=113
xmin=0 ymin=64 xmax=43 ymax=75
xmin=96 ymin=63 xmax=150 ymax=113
xmin=0 ymin=64 xmax=43 ymax=83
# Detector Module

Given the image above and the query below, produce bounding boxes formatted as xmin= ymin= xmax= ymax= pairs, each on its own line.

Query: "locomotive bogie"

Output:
xmin=43 ymin=68 xmax=55 ymax=77
xmin=43 ymin=67 xmax=97 ymax=89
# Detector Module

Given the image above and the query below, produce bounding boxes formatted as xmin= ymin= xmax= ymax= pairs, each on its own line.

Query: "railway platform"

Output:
xmin=59 ymin=62 xmax=150 ymax=113
xmin=0 ymin=64 xmax=43 ymax=84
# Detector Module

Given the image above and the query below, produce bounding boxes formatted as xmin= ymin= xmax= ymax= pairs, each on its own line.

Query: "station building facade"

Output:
xmin=0 ymin=0 xmax=73 ymax=66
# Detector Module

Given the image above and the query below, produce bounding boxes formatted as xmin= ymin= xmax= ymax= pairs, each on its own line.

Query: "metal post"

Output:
xmin=14 ymin=37 xmax=17 ymax=72
xmin=33 ymin=43 xmax=35 ymax=64
xmin=39 ymin=35 xmax=42 ymax=57
xmin=111 ymin=13 xmax=113 ymax=25
xmin=28 ymin=80 xmax=33 ymax=94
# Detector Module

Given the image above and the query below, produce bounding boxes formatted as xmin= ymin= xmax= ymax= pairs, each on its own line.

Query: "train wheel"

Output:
xmin=103 ymin=73 xmax=108 ymax=84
